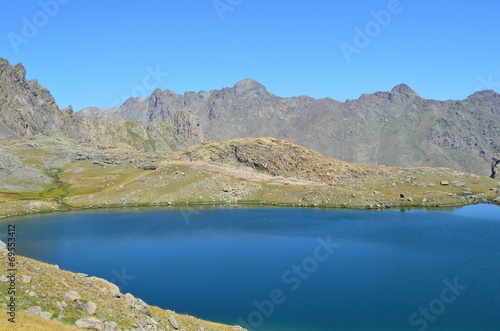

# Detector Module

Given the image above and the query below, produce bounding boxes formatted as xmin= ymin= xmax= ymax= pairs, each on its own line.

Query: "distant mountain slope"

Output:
xmin=0 ymin=58 xmax=202 ymax=151
xmin=80 ymin=79 xmax=500 ymax=176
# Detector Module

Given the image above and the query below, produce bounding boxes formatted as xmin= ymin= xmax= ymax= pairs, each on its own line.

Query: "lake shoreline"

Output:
xmin=4 ymin=205 xmax=499 ymax=331
xmin=1 ymin=198 xmax=499 ymax=221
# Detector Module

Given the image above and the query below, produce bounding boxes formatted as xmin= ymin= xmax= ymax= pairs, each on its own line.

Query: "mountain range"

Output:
xmin=80 ymin=79 xmax=500 ymax=176
xmin=1 ymin=56 xmax=499 ymax=330
xmin=1 ymin=57 xmax=499 ymax=176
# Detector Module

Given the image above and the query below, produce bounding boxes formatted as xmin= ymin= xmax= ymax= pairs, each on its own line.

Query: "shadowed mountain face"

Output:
xmin=0 ymin=58 xmax=202 ymax=151
xmin=80 ymin=79 xmax=500 ymax=176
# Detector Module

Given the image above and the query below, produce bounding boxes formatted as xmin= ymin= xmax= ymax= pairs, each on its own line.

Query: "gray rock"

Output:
xmin=22 ymin=275 xmax=32 ymax=283
xmin=75 ymin=317 xmax=104 ymax=330
xmin=0 ymin=275 xmax=7 ymax=282
xmin=125 ymin=293 xmax=135 ymax=306
xmin=64 ymin=290 xmax=81 ymax=302
xmin=84 ymin=301 xmax=97 ymax=315
xmin=134 ymin=298 xmax=150 ymax=315
xmin=428 ymin=183 xmax=436 ymax=187
xmin=39 ymin=311 xmax=52 ymax=320
xmin=104 ymin=322 xmax=119 ymax=331
xmin=75 ymin=300 xmax=85 ymax=310
xmin=147 ymin=316 xmax=159 ymax=325
xmin=454 ymin=182 xmax=465 ymax=187
xmin=168 ymin=315 xmax=180 ymax=329
xmin=28 ymin=291 xmax=37 ymax=297
xmin=142 ymin=164 xmax=158 ymax=170
xmin=24 ymin=306 xmax=41 ymax=316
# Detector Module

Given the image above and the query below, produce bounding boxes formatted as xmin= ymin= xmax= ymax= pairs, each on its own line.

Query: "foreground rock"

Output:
xmin=76 ymin=317 xmax=104 ymax=330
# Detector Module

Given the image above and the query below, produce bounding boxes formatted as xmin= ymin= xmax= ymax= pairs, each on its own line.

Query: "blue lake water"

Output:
xmin=1 ymin=204 xmax=500 ymax=331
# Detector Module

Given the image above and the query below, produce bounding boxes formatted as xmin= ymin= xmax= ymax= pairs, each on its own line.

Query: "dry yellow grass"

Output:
xmin=0 ymin=311 xmax=80 ymax=331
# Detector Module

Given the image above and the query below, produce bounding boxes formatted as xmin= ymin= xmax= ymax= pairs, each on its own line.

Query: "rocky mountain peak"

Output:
xmin=467 ymin=89 xmax=500 ymax=101
xmin=0 ymin=58 xmax=27 ymax=82
xmin=233 ymin=78 xmax=267 ymax=94
xmin=390 ymin=84 xmax=419 ymax=98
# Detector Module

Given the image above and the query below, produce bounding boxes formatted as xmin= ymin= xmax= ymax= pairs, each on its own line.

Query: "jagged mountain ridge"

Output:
xmin=1 ymin=56 xmax=498 ymax=175
xmin=0 ymin=58 xmax=202 ymax=151
xmin=80 ymin=79 xmax=500 ymax=176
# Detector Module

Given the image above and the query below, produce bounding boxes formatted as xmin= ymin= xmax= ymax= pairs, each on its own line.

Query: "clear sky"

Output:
xmin=1 ymin=0 xmax=499 ymax=111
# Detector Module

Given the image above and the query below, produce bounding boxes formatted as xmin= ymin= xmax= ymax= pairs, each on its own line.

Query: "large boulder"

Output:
xmin=83 ymin=301 xmax=97 ymax=315
xmin=75 ymin=317 xmax=104 ymax=330
xmin=64 ymin=291 xmax=81 ymax=302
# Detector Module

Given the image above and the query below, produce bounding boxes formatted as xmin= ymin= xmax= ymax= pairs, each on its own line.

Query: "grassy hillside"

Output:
xmin=1 ymin=137 xmax=499 ymax=219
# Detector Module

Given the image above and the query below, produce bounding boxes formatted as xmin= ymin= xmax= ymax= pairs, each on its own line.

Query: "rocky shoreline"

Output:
xmin=0 ymin=239 xmax=246 ymax=331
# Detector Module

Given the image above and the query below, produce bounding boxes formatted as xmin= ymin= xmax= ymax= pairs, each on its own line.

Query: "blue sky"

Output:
xmin=1 ymin=0 xmax=499 ymax=111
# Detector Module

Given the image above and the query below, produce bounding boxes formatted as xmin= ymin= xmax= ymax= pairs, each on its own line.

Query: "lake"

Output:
xmin=2 ymin=204 xmax=500 ymax=330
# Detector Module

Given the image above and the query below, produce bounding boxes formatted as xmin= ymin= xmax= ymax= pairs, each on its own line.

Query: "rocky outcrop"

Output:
xmin=181 ymin=137 xmax=393 ymax=184
xmin=81 ymin=79 xmax=500 ymax=176
xmin=0 ymin=58 xmax=201 ymax=151
xmin=492 ymin=154 xmax=500 ymax=179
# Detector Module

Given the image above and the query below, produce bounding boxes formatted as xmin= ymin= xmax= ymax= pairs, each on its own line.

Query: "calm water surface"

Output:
xmin=1 ymin=204 xmax=499 ymax=331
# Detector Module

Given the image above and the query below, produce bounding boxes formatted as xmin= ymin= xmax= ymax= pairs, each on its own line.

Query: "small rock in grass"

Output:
xmin=21 ymin=275 xmax=32 ymax=283
xmin=39 ymin=311 xmax=52 ymax=320
xmin=104 ymin=322 xmax=119 ymax=331
xmin=24 ymin=306 xmax=41 ymax=316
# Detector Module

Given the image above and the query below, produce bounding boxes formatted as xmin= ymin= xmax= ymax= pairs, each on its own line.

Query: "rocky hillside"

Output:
xmin=180 ymin=137 xmax=394 ymax=184
xmin=81 ymin=79 xmax=500 ymax=176
xmin=1 ymin=137 xmax=498 ymax=219
xmin=0 ymin=58 xmax=202 ymax=151
xmin=0 ymin=240 xmax=245 ymax=331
